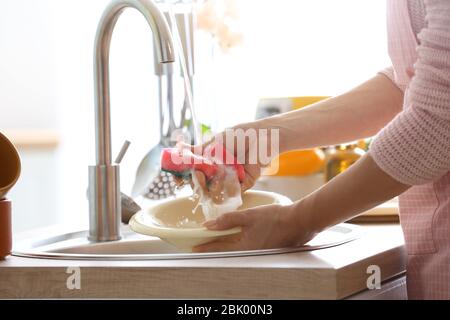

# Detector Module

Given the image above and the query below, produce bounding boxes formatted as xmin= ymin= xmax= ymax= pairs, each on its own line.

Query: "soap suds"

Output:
xmin=191 ymin=165 xmax=243 ymax=221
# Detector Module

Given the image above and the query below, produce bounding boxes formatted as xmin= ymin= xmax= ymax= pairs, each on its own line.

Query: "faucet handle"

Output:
xmin=115 ymin=140 xmax=131 ymax=164
xmin=113 ymin=140 xmax=142 ymax=224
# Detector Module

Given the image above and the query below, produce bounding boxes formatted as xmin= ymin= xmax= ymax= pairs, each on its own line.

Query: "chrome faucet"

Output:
xmin=89 ymin=0 xmax=175 ymax=242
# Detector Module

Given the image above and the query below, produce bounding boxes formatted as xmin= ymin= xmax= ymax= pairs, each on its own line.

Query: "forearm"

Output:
xmin=289 ymin=153 xmax=410 ymax=234
xmin=256 ymin=74 xmax=403 ymax=153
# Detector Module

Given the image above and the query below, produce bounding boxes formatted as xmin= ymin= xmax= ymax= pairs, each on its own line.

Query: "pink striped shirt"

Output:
xmin=369 ymin=0 xmax=450 ymax=299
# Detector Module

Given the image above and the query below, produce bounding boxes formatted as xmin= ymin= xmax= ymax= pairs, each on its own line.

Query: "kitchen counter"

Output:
xmin=0 ymin=223 xmax=405 ymax=299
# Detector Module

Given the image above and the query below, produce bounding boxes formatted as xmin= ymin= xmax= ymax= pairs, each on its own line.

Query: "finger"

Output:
xmin=193 ymin=170 xmax=208 ymax=193
xmin=203 ymin=211 xmax=249 ymax=230
xmin=191 ymin=135 xmax=216 ymax=156
xmin=193 ymin=239 xmax=242 ymax=253
xmin=207 ymin=167 xmax=226 ymax=201
xmin=173 ymin=176 xmax=185 ymax=187
xmin=241 ymin=178 xmax=253 ymax=193
xmin=176 ymin=141 xmax=191 ymax=150
xmin=240 ymin=165 xmax=260 ymax=192
xmin=241 ymin=174 xmax=256 ymax=193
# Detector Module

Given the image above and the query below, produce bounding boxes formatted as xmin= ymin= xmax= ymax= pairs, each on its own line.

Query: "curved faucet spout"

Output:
xmin=94 ymin=0 xmax=175 ymax=165
xmin=89 ymin=0 xmax=175 ymax=242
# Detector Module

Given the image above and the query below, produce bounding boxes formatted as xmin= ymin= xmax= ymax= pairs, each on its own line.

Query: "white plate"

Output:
xmin=130 ymin=190 xmax=292 ymax=250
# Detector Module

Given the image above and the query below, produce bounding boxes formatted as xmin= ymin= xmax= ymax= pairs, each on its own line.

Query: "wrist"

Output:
xmin=288 ymin=197 xmax=323 ymax=240
xmin=281 ymin=200 xmax=319 ymax=246
xmin=256 ymin=117 xmax=290 ymax=154
xmin=231 ymin=119 xmax=283 ymax=165
xmin=252 ymin=118 xmax=289 ymax=160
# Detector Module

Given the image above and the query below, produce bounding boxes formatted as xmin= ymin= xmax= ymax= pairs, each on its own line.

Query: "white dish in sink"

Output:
xmin=129 ymin=190 xmax=292 ymax=250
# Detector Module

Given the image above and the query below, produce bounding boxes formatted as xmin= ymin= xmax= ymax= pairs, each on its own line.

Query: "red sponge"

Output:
xmin=160 ymin=143 xmax=245 ymax=182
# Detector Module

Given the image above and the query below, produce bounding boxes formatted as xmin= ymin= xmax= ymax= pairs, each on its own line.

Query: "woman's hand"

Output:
xmin=190 ymin=121 xmax=277 ymax=195
xmin=193 ymin=203 xmax=316 ymax=252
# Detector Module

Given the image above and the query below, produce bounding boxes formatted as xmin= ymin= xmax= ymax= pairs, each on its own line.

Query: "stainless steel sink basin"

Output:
xmin=12 ymin=223 xmax=359 ymax=260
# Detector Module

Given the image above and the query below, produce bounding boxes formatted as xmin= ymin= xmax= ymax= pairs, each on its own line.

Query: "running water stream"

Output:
xmin=167 ymin=5 xmax=243 ymax=221
xmin=167 ymin=7 xmax=201 ymax=145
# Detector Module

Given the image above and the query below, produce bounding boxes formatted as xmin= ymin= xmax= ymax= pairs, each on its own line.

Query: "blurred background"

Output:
xmin=0 ymin=0 xmax=390 ymax=232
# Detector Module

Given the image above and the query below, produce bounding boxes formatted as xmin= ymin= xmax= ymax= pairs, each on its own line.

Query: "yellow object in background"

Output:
xmin=324 ymin=143 xmax=366 ymax=182
xmin=291 ymin=96 xmax=330 ymax=110
xmin=257 ymin=96 xmax=330 ymax=177
xmin=263 ymin=148 xmax=325 ymax=176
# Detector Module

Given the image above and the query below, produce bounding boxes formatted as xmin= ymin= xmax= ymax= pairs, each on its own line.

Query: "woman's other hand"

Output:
xmin=193 ymin=203 xmax=316 ymax=252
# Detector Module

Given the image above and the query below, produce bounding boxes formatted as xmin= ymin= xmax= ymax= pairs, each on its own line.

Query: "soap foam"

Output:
xmin=191 ymin=165 xmax=243 ymax=221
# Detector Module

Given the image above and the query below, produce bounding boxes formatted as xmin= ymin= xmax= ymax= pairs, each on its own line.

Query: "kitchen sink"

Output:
xmin=12 ymin=223 xmax=360 ymax=260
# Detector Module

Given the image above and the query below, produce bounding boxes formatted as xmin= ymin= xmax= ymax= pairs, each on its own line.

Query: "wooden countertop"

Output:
xmin=0 ymin=223 xmax=405 ymax=299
